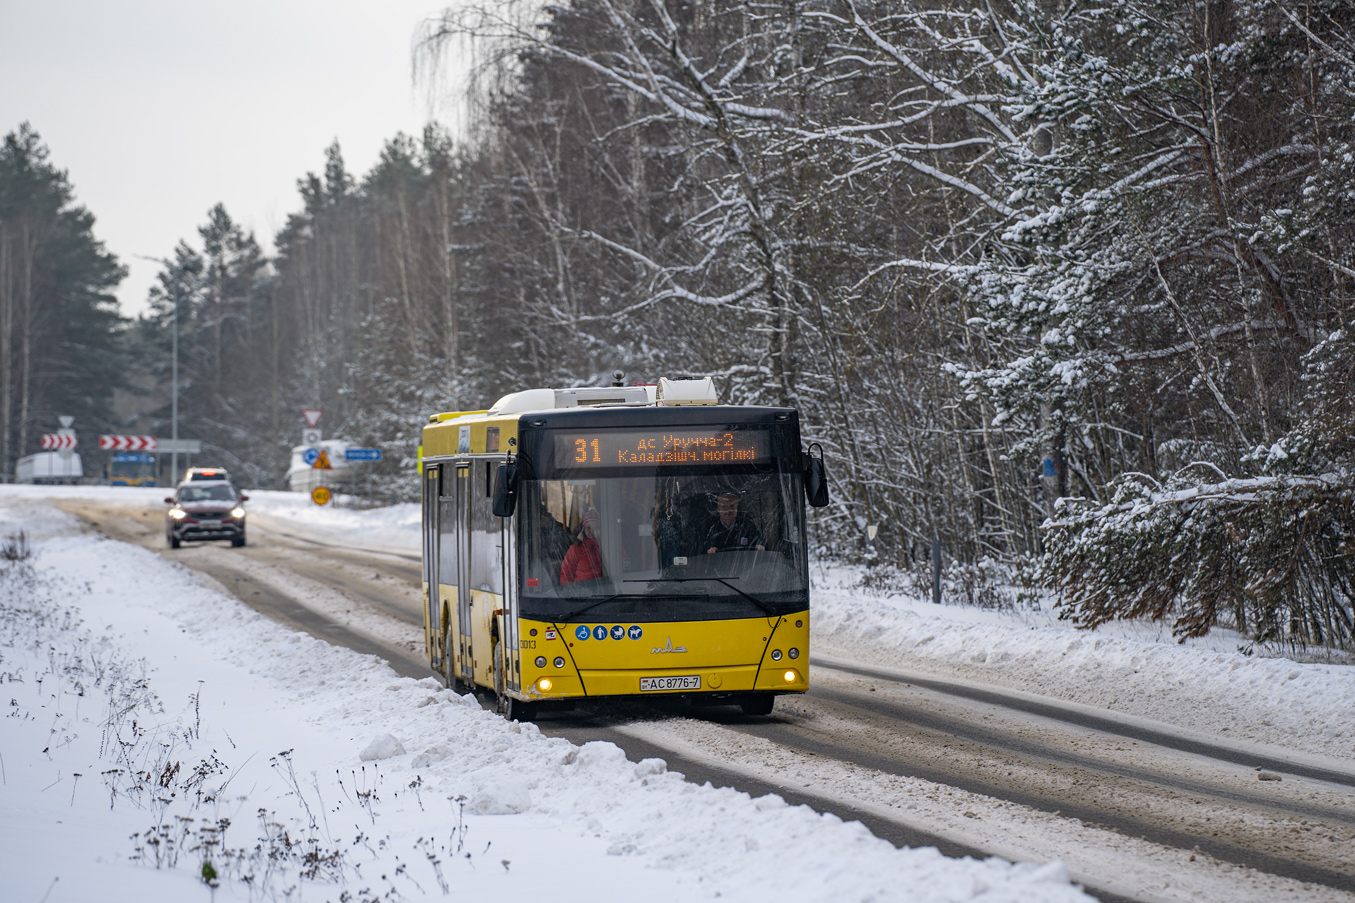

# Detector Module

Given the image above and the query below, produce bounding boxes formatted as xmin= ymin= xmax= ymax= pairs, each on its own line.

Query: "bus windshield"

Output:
xmin=519 ymin=468 xmax=808 ymax=622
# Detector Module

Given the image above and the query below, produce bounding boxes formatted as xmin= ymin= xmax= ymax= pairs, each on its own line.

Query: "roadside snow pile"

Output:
xmin=0 ymin=498 xmax=1094 ymax=903
xmin=812 ymin=570 xmax=1355 ymax=762
xmin=0 ymin=482 xmax=167 ymax=508
xmin=244 ymin=488 xmax=420 ymax=554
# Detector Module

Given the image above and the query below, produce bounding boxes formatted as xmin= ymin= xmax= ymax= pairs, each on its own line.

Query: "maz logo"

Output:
xmin=651 ymin=636 xmax=688 ymax=654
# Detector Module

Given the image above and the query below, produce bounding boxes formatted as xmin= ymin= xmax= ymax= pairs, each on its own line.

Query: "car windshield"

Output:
xmin=178 ymin=485 xmax=236 ymax=502
xmin=519 ymin=468 xmax=807 ymax=621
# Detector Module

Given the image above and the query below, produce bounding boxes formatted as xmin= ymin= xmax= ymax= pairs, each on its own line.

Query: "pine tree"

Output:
xmin=0 ymin=123 xmax=126 ymax=475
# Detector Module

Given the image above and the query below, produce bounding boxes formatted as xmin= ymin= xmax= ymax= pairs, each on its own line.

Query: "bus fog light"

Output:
xmin=553 ymin=656 xmax=565 ymax=668
xmin=534 ymin=656 xmax=547 ymax=668
xmin=536 ymin=678 xmax=553 ymax=692
xmin=783 ymin=670 xmax=798 ymax=683
xmin=788 ymin=647 xmax=799 ymax=659
xmin=770 ymin=649 xmax=783 ymax=661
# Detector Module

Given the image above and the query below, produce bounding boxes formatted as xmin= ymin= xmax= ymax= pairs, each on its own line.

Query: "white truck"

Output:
xmin=16 ymin=451 xmax=83 ymax=485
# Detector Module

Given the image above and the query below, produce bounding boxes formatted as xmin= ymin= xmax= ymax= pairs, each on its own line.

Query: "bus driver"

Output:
xmin=705 ymin=492 xmax=765 ymax=553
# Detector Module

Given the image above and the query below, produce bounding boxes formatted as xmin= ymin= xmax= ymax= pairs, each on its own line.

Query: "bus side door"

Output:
xmin=421 ymin=465 xmax=441 ymax=664
xmin=501 ymin=500 xmax=520 ymax=693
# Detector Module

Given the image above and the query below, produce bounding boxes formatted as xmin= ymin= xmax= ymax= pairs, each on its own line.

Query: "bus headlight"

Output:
xmin=788 ymin=647 xmax=799 ymax=659
xmin=771 ymin=649 xmax=783 ymax=661
xmin=783 ymin=670 xmax=799 ymax=683
xmin=534 ymin=656 xmax=546 ymax=668
xmin=553 ymin=656 xmax=565 ymax=668
xmin=536 ymin=677 xmax=554 ymax=692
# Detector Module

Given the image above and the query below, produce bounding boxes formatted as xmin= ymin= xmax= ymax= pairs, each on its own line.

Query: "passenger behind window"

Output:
xmin=560 ymin=507 xmax=605 ymax=584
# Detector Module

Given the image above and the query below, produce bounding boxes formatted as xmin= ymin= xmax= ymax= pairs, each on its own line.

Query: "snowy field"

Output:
xmin=1 ymin=484 xmax=1352 ymax=902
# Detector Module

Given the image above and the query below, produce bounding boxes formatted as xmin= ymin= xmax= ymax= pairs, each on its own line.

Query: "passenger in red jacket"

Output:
xmin=560 ymin=508 xmax=604 ymax=584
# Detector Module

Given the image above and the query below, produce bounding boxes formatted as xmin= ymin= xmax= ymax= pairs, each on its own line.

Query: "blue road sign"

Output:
xmin=345 ymin=447 xmax=383 ymax=462
xmin=301 ymin=447 xmax=320 ymax=466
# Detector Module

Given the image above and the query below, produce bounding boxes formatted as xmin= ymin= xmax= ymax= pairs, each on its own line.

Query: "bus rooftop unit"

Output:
xmin=419 ymin=376 xmax=830 ymax=721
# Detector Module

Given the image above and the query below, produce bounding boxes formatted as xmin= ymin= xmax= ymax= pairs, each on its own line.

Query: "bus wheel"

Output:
xmin=503 ymin=696 xmax=536 ymax=722
xmin=740 ymin=694 xmax=775 ymax=717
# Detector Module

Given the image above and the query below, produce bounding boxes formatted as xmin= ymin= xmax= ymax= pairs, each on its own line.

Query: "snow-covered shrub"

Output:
xmin=1043 ymin=468 xmax=1355 ymax=651
xmin=857 ymin=561 xmax=912 ymax=597
xmin=860 ymin=555 xmax=1038 ymax=611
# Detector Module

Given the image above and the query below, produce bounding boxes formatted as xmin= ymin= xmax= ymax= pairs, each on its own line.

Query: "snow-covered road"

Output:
xmin=2 ymin=486 xmax=1352 ymax=903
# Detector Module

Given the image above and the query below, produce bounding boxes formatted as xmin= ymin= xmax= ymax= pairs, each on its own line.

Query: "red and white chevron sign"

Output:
xmin=99 ymin=435 xmax=157 ymax=451
xmin=41 ymin=433 xmax=78 ymax=450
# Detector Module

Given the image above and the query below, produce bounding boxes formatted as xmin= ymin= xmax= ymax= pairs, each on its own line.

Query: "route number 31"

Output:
xmin=574 ymin=438 xmax=601 ymax=463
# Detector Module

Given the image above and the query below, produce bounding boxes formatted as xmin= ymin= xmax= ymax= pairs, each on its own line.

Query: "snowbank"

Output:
xmin=812 ymin=568 xmax=1355 ymax=762
xmin=243 ymin=488 xmax=420 ymax=556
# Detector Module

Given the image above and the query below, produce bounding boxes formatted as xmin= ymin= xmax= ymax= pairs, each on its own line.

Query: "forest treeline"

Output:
xmin=0 ymin=125 xmax=125 ymax=467
xmin=3 ymin=0 xmax=1352 ymax=650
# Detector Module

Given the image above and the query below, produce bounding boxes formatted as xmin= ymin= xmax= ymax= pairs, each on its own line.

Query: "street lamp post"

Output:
xmin=170 ymin=277 xmax=179 ymax=484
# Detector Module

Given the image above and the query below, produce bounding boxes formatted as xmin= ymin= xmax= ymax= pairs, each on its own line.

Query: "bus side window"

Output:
xmin=438 ymin=485 xmax=458 ymax=588
xmin=469 ymin=461 xmax=502 ymax=594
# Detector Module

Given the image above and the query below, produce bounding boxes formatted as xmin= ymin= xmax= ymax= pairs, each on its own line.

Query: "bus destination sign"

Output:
xmin=554 ymin=428 xmax=770 ymax=468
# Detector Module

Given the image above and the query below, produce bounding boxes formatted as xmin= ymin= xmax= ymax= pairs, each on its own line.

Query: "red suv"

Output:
xmin=165 ymin=480 xmax=248 ymax=548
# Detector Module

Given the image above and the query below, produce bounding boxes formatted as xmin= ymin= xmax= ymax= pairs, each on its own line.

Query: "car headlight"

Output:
xmin=230 ymin=507 xmax=246 ymax=518
xmin=169 ymin=508 xmax=186 ymax=519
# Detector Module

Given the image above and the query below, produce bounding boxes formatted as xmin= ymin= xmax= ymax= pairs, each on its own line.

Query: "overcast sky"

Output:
xmin=0 ymin=1 xmax=457 ymax=318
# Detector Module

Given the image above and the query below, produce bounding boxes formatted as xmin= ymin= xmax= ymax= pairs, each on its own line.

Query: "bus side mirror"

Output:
xmin=804 ymin=446 xmax=829 ymax=508
xmin=492 ymin=462 xmax=519 ymax=517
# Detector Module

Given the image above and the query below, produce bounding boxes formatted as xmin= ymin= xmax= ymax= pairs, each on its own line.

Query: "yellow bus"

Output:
xmin=420 ymin=377 xmax=829 ymax=720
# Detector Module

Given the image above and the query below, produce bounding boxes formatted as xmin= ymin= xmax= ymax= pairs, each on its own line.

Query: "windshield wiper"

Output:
xmin=555 ymin=594 xmax=625 ymax=622
xmin=629 ymin=577 xmax=777 ymax=617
